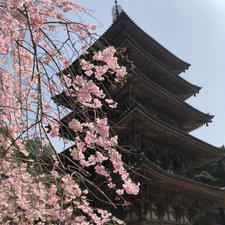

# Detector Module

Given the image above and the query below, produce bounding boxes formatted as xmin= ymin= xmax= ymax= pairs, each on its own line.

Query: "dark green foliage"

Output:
xmin=26 ymin=138 xmax=52 ymax=156
xmin=186 ymin=158 xmax=225 ymax=187
xmin=186 ymin=158 xmax=225 ymax=225
xmin=21 ymin=138 xmax=54 ymax=175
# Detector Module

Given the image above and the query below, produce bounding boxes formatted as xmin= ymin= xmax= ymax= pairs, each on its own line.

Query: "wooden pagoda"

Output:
xmin=54 ymin=10 xmax=225 ymax=225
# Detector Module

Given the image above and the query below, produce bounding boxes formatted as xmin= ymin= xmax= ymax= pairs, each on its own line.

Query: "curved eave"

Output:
xmin=102 ymin=11 xmax=190 ymax=74
xmin=113 ymin=106 xmax=225 ymax=160
xmin=130 ymin=69 xmax=212 ymax=131
xmin=138 ymin=163 xmax=225 ymax=203
xmin=122 ymin=37 xmax=200 ymax=99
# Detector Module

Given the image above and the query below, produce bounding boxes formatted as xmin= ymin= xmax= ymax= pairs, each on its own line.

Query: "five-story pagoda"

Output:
xmin=54 ymin=4 xmax=225 ymax=225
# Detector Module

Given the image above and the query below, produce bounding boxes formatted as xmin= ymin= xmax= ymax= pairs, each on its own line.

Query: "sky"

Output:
xmin=72 ymin=0 xmax=225 ymax=148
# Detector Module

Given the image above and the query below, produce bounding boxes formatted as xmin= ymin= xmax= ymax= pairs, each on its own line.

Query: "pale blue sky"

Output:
xmin=72 ymin=0 xmax=225 ymax=148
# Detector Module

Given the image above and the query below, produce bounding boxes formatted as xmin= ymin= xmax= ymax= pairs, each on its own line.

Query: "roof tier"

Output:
xmin=59 ymin=147 xmax=225 ymax=223
xmin=136 ymin=162 xmax=225 ymax=206
xmin=111 ymin=103 xmax=225 ymax=171
xmin=119 ymin=37 xmax=200 ymax=100
xmin=110 ymin=67 xmax=213 ymax=132
xmin=124 ymin=163 xmax=225 ymax=223
xmin=57 ymin=101 xmax=224 ymax=172
xmin=101 ymin=11 xmax=190 ymax=75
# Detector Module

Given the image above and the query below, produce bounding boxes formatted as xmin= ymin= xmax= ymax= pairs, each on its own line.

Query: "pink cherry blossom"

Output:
xmin=123 ymin=180 xmax=140 ymax=195
xmin=0 ymin=1 xmax=139 ymax=224
xmin=69 ymin=119 xmax=83 ymax=132
xmin=44 ymin=102 xmax=52 ymax=110
xmin=95 ymin=165 xmax=109 ymax=177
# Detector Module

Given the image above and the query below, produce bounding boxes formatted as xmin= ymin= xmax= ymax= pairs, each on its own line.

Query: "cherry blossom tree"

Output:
xmin=0 ymin=0 xmax=139 ymax=224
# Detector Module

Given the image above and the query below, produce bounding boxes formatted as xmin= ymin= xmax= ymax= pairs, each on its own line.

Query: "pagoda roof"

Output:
xmin=112 ymin=102 xmax=225 ymax=169
xmin=101 ymin=11 xmax=190 ymax=75
xmin=111 ymin=67 xmax=213 ymax=132
xmin=64 ymin=11 xmax=199 ymax=100
xmin=118 ymin=36 xmax=200 ymax=100
xmin=136 ymin=162 xmax=225 ymax=206
xmin=57 ymin=100 xmax=224 ymax=170
xmin=59 ymin=144 xmax=224 ymax=197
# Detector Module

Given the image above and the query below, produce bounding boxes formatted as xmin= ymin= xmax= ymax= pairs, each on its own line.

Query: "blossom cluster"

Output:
xmin=0 ymin=0 xmax=139 ymax=224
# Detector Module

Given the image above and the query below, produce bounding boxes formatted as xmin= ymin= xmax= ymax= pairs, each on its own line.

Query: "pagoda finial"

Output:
xmin=115 ymin=0 xmax=119 ymax=17
xmin=112 ymin=0 xmax=122 ymax=22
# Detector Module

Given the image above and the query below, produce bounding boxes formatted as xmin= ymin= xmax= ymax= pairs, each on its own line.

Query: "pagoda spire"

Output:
xmin=112 ymin=0 xmax=122 ymax=21
xmin=115 ymin=0 xmax=119 ymax=17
